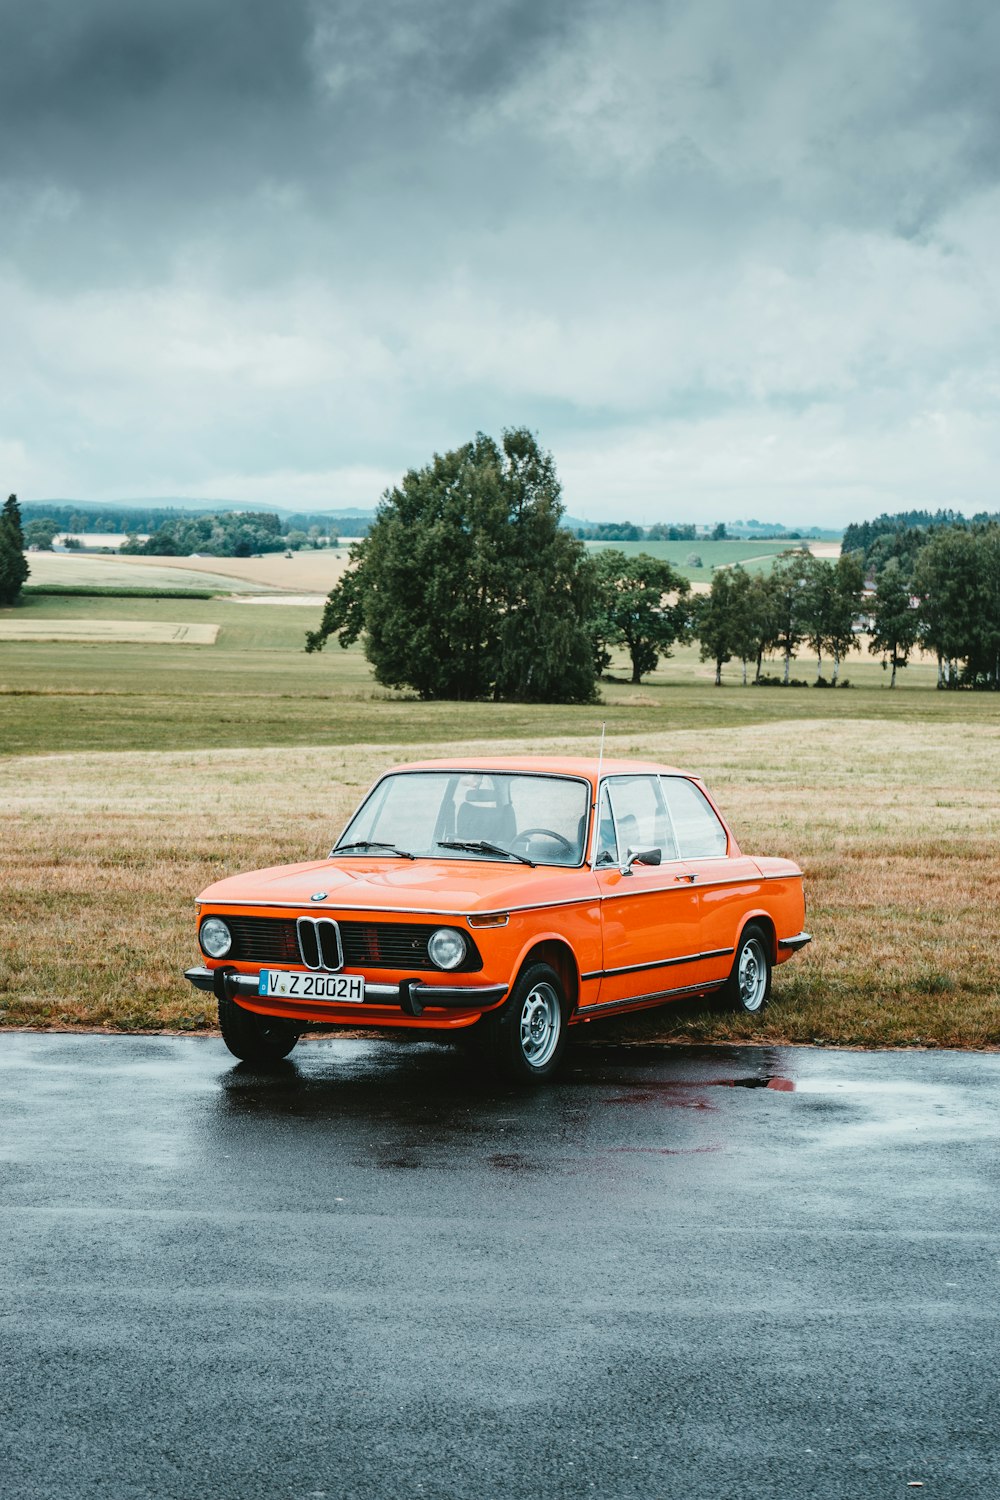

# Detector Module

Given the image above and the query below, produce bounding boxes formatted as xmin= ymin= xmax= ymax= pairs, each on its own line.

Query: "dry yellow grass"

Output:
xmin=96 ymin=548 xmax=353 ymax=591
xmin=3 ymin=718 xmax=997 ymax=1046
xmin=0 ymin=620 xmax=219 ymax=644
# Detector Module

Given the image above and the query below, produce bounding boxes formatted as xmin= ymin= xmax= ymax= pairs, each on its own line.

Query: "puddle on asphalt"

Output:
xmin=722 ymin=1075 xmax=796 ymax=1091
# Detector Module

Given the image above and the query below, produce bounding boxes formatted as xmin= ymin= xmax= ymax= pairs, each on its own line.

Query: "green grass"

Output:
xmin=2 ymin=581 xmax=998 ymax=1049
xmin=1 ymin=588 xmax=996 ymax=757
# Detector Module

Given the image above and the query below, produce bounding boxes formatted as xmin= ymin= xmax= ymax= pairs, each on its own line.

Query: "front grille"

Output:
xmin=218 ymin=915 xmax=481 ymax=972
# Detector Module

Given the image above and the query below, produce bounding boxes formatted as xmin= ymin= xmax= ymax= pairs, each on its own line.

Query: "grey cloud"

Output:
xmin=2 ymin=0 xmax=1000 ymax=522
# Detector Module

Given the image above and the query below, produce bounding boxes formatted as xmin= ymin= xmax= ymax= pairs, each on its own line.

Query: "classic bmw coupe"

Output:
xmin=185 ymin=757 xmax=810 ymax=1080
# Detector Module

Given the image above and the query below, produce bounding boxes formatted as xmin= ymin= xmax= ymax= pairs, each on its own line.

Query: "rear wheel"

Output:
xmin=218 ymin=994 xmax=301 ymax=1064
xmin=720 ymin=924 xmax=772 ymax=1014
xmin=480 ymin=962 xmax=568 ymax=1084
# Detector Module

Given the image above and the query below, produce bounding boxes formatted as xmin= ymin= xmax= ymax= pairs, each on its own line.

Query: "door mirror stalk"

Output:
xmin=620 ymin=848 xmax=662 ymax=876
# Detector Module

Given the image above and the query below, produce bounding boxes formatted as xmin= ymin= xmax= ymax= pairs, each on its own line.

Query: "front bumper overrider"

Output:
xmin=184 ymin=965 xmax=507 ymax=1017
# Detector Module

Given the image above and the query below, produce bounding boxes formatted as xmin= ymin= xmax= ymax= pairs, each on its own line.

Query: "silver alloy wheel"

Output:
xmin=519 ymin=981 xmax=561 ymax=1069
xmin=738 ymin=937 xmax=768 ymax=1012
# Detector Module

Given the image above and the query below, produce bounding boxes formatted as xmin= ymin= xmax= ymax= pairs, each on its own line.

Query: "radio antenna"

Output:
xmin=589 ymin=722 xmax=606 ymax=868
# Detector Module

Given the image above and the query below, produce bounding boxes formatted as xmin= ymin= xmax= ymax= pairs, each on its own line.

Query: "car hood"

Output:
xmin=197 ymin=857 xmax=593 ymax=915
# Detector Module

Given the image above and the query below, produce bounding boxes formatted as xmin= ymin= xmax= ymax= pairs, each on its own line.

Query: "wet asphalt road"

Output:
xmin=1 ymin=1036 xmax=998 ymax=1500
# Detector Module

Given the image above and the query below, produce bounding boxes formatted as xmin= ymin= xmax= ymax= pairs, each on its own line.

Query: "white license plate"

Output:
xmin=258 ymin=970 xmax=365 ymax=1003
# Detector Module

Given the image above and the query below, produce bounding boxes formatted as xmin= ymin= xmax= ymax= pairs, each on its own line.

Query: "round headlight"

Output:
xmin=427 ymin=928 xmax=467 ymax=970
xmin=200 ymin=917 xmax=232 ymax=958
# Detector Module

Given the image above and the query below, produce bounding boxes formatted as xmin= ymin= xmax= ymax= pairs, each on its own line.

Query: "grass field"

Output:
xmin=2 ymin=575 xmax=997 ymax=1047
xmin=27 ymin=546 xmax=354 ymax=593
xmin=21 ymin=551 xmax=269 ymax=593
xmin=585 ymin=536 xmax=832 ymax=583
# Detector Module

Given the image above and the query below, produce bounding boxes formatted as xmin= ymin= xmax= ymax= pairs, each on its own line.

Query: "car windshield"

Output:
xmin=334 ymin=771 xmax=590 ymax=867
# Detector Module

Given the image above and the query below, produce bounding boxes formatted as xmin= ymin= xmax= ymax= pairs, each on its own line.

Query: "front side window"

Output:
xmin=660 ymin=777 xmax=729 ymax=858
xmin=335 ymin=772 xmax=590 ymax=867
xmin=600 ymin=776 xmax=679 ymax=864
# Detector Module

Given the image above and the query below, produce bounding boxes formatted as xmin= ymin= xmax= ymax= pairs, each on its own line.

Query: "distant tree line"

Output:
xmin=19 ymin=502 xmax=350 ymax=541
xmin=842 ymin=508 xmax=1000 ymax=565
xmin=574 ymin=519 xmax=822 ymax=542
xmin=121 ymin=511 xmax=338 ymax=558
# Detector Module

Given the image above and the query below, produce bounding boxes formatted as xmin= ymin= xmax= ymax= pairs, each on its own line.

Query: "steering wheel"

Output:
xmin=512 ymin=827 xmax=575 ymax=853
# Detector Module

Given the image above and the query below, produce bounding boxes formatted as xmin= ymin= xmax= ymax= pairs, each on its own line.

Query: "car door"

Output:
xmin=589 ymin=774 xmax=704 ymax=1010
xmin=659 ymin=776 xmax=766 ymax=986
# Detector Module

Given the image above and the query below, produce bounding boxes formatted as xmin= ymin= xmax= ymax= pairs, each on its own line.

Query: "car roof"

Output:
xmin=384 ymin=756 xmax=697 ymax=782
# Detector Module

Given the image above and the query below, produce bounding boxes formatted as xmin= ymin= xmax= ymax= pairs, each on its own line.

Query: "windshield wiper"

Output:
xmin=331 ymin=840 xmax=415 ymax=860
xmin=437 ymin=839 xmax=535 ymax=868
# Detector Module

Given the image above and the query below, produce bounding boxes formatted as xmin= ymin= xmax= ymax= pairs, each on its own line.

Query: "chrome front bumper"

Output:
xmin=184 ymin=966 xmax=507 ymax=1015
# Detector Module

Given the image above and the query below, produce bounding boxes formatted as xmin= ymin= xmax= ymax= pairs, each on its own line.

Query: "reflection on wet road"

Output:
xmin=1 ymin=1035 xmax=998 ymax=1499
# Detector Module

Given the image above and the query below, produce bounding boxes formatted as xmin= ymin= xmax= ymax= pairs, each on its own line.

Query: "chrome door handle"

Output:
xmin=676 ymin=873 xmax=697 ymax=883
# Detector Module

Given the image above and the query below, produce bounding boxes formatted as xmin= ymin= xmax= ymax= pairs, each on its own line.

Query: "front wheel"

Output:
xmin=480 ymin=962 xmax=569 ymax=1084
xmin=218 ymin=994 xmax=301 ymax=1064
xmin=720 ymin=924 xmax=772 ymax=1014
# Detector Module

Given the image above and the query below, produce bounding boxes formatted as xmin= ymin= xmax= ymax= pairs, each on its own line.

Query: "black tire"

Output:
xmin=719 ymin=924 xmax=772 ymax=1014
xmin=218 ymin=993 xmax=301 ymax=1064
xmin=480 ymin=962 xmax=569 ymax=1084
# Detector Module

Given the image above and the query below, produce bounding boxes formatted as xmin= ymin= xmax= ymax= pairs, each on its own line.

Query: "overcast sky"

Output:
xmin=2 ymin=0 xmax=999 ymax=525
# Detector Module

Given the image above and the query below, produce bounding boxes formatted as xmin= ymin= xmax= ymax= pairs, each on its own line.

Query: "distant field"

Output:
xmin=0 ymin=583 xmax=992 ymax=756
xmin=584 ymin=536 xmax=836 ymax=583
xmin=22 ymin=551 xmax=264 ymax=593
xmin=92 ymin=548 xmax=353 ymax=592
xmin=0 ymin=620 xmax=218 ymax=645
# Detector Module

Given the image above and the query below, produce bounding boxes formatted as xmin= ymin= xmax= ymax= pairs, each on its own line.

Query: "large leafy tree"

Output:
xmin=305 ymin=429 xmax=597 ymax=703
xmin=0 ymin=494 xmax=30 ymax=606
xmin=590 ymin=549 xmax=691 ymax=683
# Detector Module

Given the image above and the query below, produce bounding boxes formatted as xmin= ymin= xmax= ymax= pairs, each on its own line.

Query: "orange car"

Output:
xmin=185 ymin=756 xmax=810 ymax=1080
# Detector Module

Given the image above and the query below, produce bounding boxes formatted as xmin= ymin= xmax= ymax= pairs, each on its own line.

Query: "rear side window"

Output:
xmin=661 ymin=778 xmax=728 ymax=859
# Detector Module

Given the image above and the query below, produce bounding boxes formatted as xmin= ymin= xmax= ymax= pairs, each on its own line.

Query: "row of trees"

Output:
xmin=575 ymin=519 xmax=818 ymax=541
xmin=121 ymin=511 xmax=337 ymax=558
xmin=20 ymin=502 xmax=346 ymax=537
xmin=699 ymin=525 xmax=1000 ymax=690
xmin=307 ymin=431 xmax=1000 ymax=698
xmin=697 ymin=552 xmax=865 ymax=687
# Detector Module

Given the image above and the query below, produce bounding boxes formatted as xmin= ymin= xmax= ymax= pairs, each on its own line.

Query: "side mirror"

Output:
xmin=620 ymin=847 xmax=662 ymax=876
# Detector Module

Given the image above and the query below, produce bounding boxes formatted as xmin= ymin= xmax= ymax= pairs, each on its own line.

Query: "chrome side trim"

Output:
xmin=577 ymin=979 xmax=725 ymax=1019
xmin=580 ymin=946 xmax=733 ymax=982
